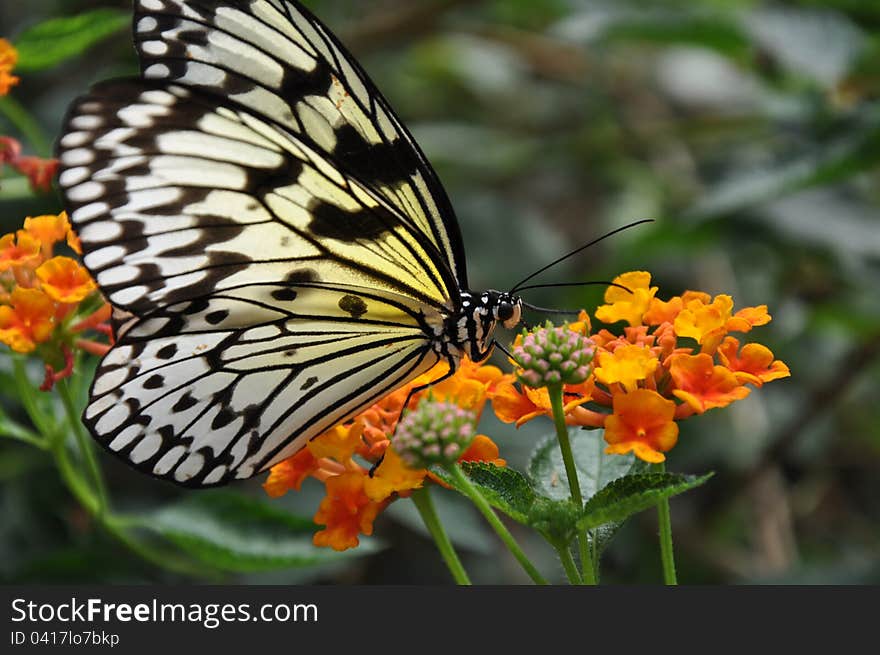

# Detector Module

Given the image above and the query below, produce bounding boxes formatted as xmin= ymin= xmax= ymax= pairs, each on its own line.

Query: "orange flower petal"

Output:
xmin=490 ymin=379 xmax=542 ymax=425
xmin=668 ymin=353 xmax=751 ymax=413
xmin=718 ymin=337 xmax=790 ymax=386
xmin=0 ymin=230 xmax=41 ymax=272
xmin=24 ymin=213 xmax=71 ymax=250
xmin=0 ymin=38 xmax=19 ymax=95
xmin=313 ymin=472 xmax=384 ymax=551
xmin=35 ymin=256 xmax=97 ymax=303
xmin=262 ymin=449 xmax=319 ymax=498
xmin=459 ymin=434 xmax=506 ymax=467
xmin=644 ymin=296 xmax=683 ymax=326
xmin=0 ymin=287 xmax=55 ymax=353
xmin=603 ymin=389 xmax=679 ymax=463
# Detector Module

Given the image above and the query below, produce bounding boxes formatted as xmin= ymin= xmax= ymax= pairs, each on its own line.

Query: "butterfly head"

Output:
xmin=492 ymin=291 xmax=523 ymax=330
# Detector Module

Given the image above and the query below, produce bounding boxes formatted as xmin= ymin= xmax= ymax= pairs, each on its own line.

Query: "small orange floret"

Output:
xmin=262 ymin=449 xmax=320 ymax=498
xmin=644 ymin=296 xmax=684 ymax=326
xmin=603 ymin=389 xmax=679 ymax=463
xmin=726 ymin=305 xmax=772 ymax=333
xmin=312 ymin=472 xmax=384 ymax=552
xmin=0 ymin=38 xmax=19 ymax=96
xmin=0 ymin=287 xmax=56 ymax=353
xmin=718 ymin=337 xmax=790 ymax=386
xmin=668 ymin=353 xmax=751 ymax=413
xmin=0 ymin=230 xmax=41 ymax=272
xmin=35 ymin=256 xmax=96 ymax=304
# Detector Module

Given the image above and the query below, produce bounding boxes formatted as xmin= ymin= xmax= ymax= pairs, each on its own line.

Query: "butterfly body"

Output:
xmin=57 ymin=0 xmax=522 ymax=487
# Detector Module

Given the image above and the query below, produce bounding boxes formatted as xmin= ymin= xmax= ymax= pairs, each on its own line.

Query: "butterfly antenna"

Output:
xmin=509 ymin=219 xmax=655 ymax=293
xmin=516 ymin=281 xmax=634 ymax=294
xmin=521 ymin=301 xmax=582 ymax=316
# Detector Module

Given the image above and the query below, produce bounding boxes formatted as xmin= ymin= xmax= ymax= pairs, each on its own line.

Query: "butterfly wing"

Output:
xmin=57 ymin=1 xmax=465 ymax=485
xmin=132 ymin=0 xmax=468 ymax=286
xmin=85 ymin=283 xmax=442 ymax=486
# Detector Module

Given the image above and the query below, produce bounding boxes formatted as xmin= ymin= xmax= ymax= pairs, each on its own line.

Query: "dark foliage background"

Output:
xmin=1 ymin=0 xmax=878 ymax=584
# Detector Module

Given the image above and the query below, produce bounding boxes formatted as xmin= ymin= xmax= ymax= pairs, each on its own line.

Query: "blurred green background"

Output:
xmin=1 ymin=0 xmax=878 ymax=584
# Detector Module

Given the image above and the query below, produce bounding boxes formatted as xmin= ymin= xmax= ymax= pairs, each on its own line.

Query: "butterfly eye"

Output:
xmin=497 ymin=302 xmax=515 ymax=322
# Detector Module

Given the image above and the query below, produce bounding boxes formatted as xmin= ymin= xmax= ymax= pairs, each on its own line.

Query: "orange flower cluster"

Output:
xmin=0 ymin=40 xmax=59 ymax=192
xmin=263 ymin=359 xmax=509 ymax=551
xmin=493 ymin=271 xmax=790 ymax=464
xmin=0 ymin=212 xmax=110 ymax=389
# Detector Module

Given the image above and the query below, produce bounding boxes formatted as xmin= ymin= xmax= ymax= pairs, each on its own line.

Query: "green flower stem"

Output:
xmin=655 ymin=462 xmax=677 ymax=585
xmin=449 ymin=463 xmax=548 ymax=585
xmin=547 ymin=384 xmax=596 ymax=585
xmin=12 ymin=358 xmax=56 ymax=438
xmin=0 ymin=95 xmax=52 ymax=156
xmin=411 ymin=486 xmax=471 ymax=585
xmin=554 ymin=543 xmax=583 ymax=585
xmin=51 ymin=437 xmax=99 ymax=515
xmin=57 ymin=377 xmax=108 ymax=518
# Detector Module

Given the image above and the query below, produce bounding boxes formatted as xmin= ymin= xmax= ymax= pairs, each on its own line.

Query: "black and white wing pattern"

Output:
xmin=56 ymin=0 xmax=469 ymax=486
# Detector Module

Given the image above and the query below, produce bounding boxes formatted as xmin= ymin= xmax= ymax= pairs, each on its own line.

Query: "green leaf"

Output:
xmin=434 ymin=462 xmax=536 ymax=524
xmin=528 ymin=428 xmax=645 ymax=502
xmin=136 ymin=491 xmax=381 ymax=573
xmin=14 ymin=10 xmax=129 ymax=72
xmin=578 ymin=472 xmax=714 ymax=531
xmin=433 ymin=462 xmax=580 ymax=544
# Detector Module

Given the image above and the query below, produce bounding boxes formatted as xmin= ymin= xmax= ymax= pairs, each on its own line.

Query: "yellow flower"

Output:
xmin=35 ymin=256 xmax=97 ymax=304
xmin=593 ymin=344 xmax=659 ymax=393
xmin=595 ymin=271 xmax=658 ymax=327
xmin=674 ymin=294 xmax=734 ymax=350
xmin=0 ymin=38 xmax=19 ymax=96
xmin=364 ymin=447 xmax=426 ymax=501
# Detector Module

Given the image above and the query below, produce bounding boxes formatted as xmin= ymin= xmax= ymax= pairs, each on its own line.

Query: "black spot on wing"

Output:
xmin=308 ymin=201 xmax=393 ymax=242
xmin=144 ymin=374 xmax=165 ymax=390
xmin=301 ymin=376 xmax=318 ymax=390
xmin=338 ymin=294 xmax=368 ymax=319
xmin=205 ymin=310 xmax=230 ymax=325
xmin=272 ymin=288 xmax=298 ymax=302
xmin=334 ymin=125 xmax=420 ymax=187
xmin=285 ymin=269 xmax=318 ymax=284
xmin=211 ymin=407 xmax=236 ymax=430
xmin=156 ymin=343 xmax=178 ymax=360
xmin=172 ymin=392 xmax=199 ymax=413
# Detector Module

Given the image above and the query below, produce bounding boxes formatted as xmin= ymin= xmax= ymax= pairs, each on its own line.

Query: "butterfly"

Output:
xmin=56 ymin=0 xmax=524 ymax=486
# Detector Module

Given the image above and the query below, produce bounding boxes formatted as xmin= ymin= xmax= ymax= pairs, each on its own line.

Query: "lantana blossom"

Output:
xmin=0 ymin=212 xmax=110 ymax=389
xmin=492 ymin=271 xmax=789 ymax=464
